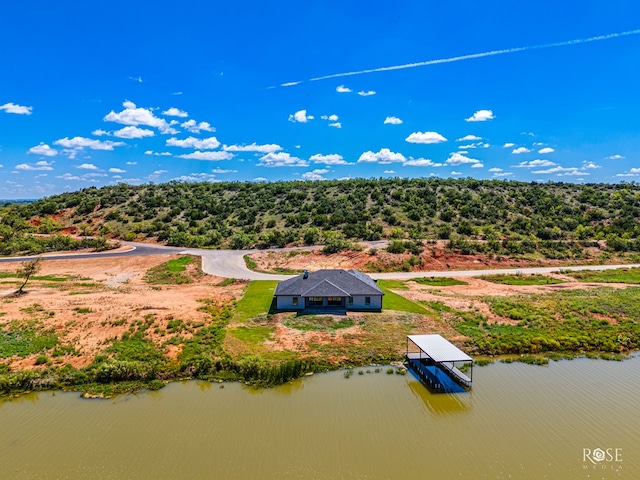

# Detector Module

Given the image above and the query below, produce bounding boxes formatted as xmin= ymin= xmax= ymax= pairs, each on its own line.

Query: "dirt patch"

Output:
xmin=247 ymin=242 xmax=612 ymax=274
xmin=0 ymin=255 xmax=243 ymax=370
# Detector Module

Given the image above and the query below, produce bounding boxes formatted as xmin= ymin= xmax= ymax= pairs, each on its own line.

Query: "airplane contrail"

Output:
xmin=277 ymin=29 xmax=640 ymax=86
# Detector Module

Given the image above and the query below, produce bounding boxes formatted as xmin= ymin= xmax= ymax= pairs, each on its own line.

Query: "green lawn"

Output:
xmin=411 ymin=277 xmax=468 ymax=287
xmin=479 ymin=273 xmax=564 ymax=286
xmin=144 ymin=256 xmax=196 ymax=284
xmin=233 ymin=280 xmax=279 ymax=322
xmin=565 ymin=268 xmax=640 ymax=284
xmin=377 ymin=280 xmax=430 ymax=314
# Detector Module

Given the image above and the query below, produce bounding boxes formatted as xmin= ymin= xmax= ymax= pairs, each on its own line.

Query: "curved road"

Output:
xmin=2 ymin=241 xmax=640 ymax=280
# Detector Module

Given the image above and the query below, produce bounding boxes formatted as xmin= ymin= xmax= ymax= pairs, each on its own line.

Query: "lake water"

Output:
xmin=1 ymin=357 xmax=639 ymax=479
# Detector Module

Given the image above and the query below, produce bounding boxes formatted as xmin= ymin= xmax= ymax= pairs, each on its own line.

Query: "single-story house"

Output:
xmin=274 ymin=269 xmax=384 ymax=311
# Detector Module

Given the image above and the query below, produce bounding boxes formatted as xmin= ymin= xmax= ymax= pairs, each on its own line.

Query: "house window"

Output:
xmin=348 ymin=297 xmax=354 ymax=306
xmin=327 ymin=296 xmax=342 ymax=306
xmin=308 ymin=297 xmax=323 ymax=306
xmin=365 ymin=296 xmax=371 ymax=306
xmin=292 ymin=297 xmax=298 ymax=306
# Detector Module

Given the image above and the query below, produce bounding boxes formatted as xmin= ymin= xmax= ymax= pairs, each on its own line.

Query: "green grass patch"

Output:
xmin=283 ymin=315 xmax=355 ymax=331
xmin=229 ymin=325 xmax=275 ymax=343
xmin=479 ymin=273 xmax=564 ymax=285
xmin=243 ymin=255 xmax=258 ymax=270
xmin=104 ymin=331 xmax=165 ymax=363
xmin=144 ymin=256 xmax=195 ymax=284
xmin=411 ymin=277 xmax=468 ymax=286
xmin=74 ymin=307 xmax=92 ymax=314
xmin=451 ymin=287 xmax=640 ymax=356
xmin=0 ymin=323 xmax=59 ymax=358
xmin=564 ymin=267 xmax=640 ymax=284
xmin=377 ymin=279 xmax=408 ymax=290
xmin=233 ymin=280 xmax=278 ymax=322
xmin=0 ymin=272 xmax=71 ymax=282
xmin=377 ymin=280 xmax=430 ymax=314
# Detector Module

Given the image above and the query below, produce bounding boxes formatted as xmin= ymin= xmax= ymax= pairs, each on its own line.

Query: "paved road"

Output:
xmin=2 ymin=241 xmax=640 ymax=281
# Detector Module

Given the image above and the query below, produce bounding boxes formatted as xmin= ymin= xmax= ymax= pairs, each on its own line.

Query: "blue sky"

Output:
xmin=1 ymin=1 xmax=639 ymax=199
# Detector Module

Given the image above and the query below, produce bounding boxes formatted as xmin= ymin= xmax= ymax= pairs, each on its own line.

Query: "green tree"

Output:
xmin=15 ymin=258 xmax=42 ymax=295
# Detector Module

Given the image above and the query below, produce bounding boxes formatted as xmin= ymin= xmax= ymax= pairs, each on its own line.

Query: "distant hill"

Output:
xmin=3 ymin=179 xmax=640 ymax=256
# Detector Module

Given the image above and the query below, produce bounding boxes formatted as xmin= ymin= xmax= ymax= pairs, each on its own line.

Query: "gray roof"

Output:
xmin=274 ymin=269 xmax=384 ymax=297
xmin=407 ymin=334 xmax=472 ymax=363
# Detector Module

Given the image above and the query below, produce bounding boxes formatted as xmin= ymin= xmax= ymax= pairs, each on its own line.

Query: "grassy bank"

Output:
xmin=2 ymin=268 xmax=639 ymax=398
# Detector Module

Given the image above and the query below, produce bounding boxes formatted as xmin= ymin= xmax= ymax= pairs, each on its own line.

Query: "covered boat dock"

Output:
xmin=406 ymin=334 xmax=473 ymax=392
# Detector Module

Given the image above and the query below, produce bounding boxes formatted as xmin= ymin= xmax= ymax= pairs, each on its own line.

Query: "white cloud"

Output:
xmin=538 ymin=147 xmax=555 ymax=154
xmin=457 ymin=135 xmax=482 ymax=142
xmin=167 ymin=136 xmax=220 ymax=149
xmin=582 ymin=161 xmax=601 ymax=169
xmin=358 ymin=90 xmax=376 ymax=96
xmin=113 ymin=126 xmax=155 ymax=139
xmin=321 ymin=114 xmax=339 ymax=122
xmin=28 ymin=143 xmax=58 ymax=157
xmin=403 ymin=158 xmax=443 ymax=167
xmin=56 ymin=173 xmax=83 ymax=181
xmin=471 ymin=163 xmax=484 ymax=168
xmin=512 ymin=147 xmax=531 ymax=154
xmin=92 ymin=129 xmax=110 ymax=136
xmin=493 ymin=172 xmax=514 ymax=177
xmin=171 ymin=173 xmax=220 ymax=183
xmin=54 ymin=137 xmax=125 ymax=151
xmin=383 ymin=170 xmax=395 ymax=174
xmin=15 ymin=160 xmax=54 ymax=171
xmin=104 ymin=100 xmax=178 ymax=134
xmin=606 ymin=154 xmax=625 ymax=160
xmin=144 ymin=150 xmax=172 ymax=156
xmin=503 ymin=143 xmax=515 ymax=148
xmin=211 ymin=168 xmax=237 ymax=174
xmin=451 ymin=171 xmax=463 ymax=175
xmin=445 ymin=152 xmax=481 ymax=165
xmin=176 ymin=151 xmax=234 ymax=161
xmin=129 ymin=76 xmax=143 ymax=83
xmin=532 ymin=166 xmax=589 ymax=176
xmin=126 ymin=161 xmax=137 ymax=165
xmin=302 ymin=169 xmax=329 ymax=181
xmin=77 ymin=163 xmax=98 ymax=170
xmin=180 ymin=119 xmax=215 ymax=133
xmin=616 ymin=168 xmax=640 ymax=177
xmin=310 ymin=153 xmax=348 ymax=165
xmin=489 ymin=167 xmax=503 ymax=172
xmin=458 ymin=142 xmax=490 ymax=149
xmin=465 ymin=109 xmax=495 ymax=122
xmin=514 ymin=159 xmax=556 ymax=168
xmin=223 ymin=143 xmax=282 ymax=153
xmin=328 ymin=122 xmax=342 ymax=128
xmin=162 ymin=107 xmax=188 ymax=118
xmin=384 ymin=116 xmax=403 ymax=125
xmin=336 ymin=85 xmax=352 ymax=93
xmin=288 ymin=109 xmax=314 ymax=123
xmin=405 ymin=131 xmax=447 ymax=144
xmin=109 ymin=168 xmax=126 ymax=173
xmin=258 ymin=152 xmax=308 ymax=167
xmin=0 ymin=102 xmax=33 ymax=115
xmin=358 ymin=148 xmax=406 ymax=164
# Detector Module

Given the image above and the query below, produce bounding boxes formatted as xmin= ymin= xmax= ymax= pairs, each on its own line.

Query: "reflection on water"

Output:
xmin=406 ymin=378 xmax=471 ymax=414
xmin=1 ymin=357 xmax=639 ymax=479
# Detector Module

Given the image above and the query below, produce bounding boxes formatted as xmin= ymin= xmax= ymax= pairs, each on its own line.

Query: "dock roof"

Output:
xmin=407 ymin=334 xmax=472 ymax=363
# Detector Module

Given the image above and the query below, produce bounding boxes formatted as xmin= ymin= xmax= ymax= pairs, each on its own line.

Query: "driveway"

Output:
xmin=2 ymin=241 xmax=640 ymax=281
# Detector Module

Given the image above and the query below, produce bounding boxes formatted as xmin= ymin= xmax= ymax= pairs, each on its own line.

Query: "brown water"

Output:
xmin=1 ymin=357 xmax=639 ymax=479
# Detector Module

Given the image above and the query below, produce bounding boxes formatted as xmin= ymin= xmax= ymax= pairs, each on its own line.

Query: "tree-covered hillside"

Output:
xmin=3 ymin=178 xmax=640 ymax=255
